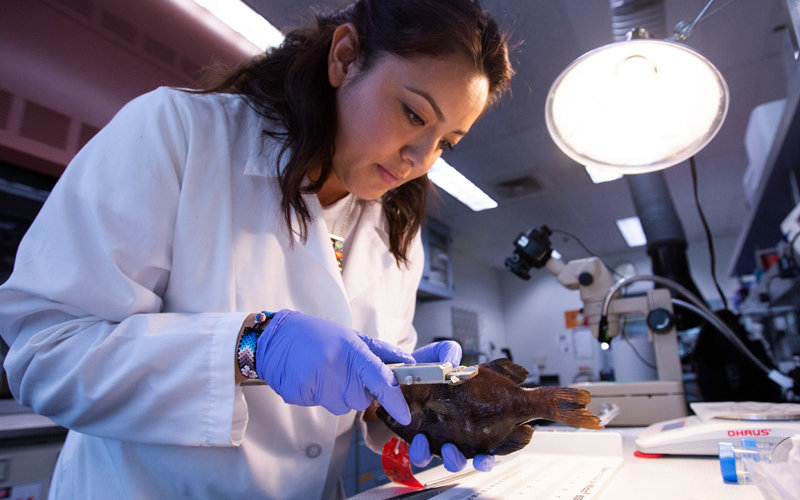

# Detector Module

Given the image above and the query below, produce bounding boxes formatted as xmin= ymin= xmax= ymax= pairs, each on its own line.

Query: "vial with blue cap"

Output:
xmin=719 ymin=435 xmax=799 ymax=489
xmin=718 ymin=439 xmax=771 ymax=483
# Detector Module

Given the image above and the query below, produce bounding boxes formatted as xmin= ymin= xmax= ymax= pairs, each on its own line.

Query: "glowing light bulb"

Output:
xmin=545 ymin=39 xmax=728 ymax=173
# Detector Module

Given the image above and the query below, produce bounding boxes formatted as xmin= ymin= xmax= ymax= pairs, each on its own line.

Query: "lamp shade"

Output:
xmin=545 ymin=39 xmax=728 ymax=173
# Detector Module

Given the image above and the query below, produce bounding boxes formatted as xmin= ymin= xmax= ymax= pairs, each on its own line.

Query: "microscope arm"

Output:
xmin=545 ymin=255 xmax=687 ymax=383
xmin=544 ymin=255 xmax=621 ymax=340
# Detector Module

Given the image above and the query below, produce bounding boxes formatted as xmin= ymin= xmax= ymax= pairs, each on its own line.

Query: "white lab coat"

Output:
xmin=0 ymin=88 xmax=423 ymax=499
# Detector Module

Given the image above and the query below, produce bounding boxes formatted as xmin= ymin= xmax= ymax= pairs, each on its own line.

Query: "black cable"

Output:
xmin=689 ymin=156 xmax=729 ymax=311
xmin=549 ymin=228 xmax=597 ymax=258
xmin=549 ymin=228 xmax=625 ymax=279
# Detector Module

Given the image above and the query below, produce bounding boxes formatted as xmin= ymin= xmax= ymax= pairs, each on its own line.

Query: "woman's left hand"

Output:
xmin=410 ymin=340 xmax=462 ymax=366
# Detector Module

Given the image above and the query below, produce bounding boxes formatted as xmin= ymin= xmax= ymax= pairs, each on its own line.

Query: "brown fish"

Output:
xmin=376 ymin=358 xmax=603 ymax=458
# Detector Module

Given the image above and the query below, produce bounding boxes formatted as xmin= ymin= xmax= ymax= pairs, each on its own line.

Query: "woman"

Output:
xmin=0 ymin=0 xmax=513 ymax=498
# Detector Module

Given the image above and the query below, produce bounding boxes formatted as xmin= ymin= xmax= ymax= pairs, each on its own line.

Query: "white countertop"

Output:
xmin=598 ymin=427 xmax=763 ymax=500
xmin=350 ymin=426 xmax=766 ymax=500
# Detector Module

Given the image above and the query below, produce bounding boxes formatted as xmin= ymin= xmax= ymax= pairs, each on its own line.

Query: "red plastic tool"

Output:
xmin=381 ymin=437 xmax=424 ymax=489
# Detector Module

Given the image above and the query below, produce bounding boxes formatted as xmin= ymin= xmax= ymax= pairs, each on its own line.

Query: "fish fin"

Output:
xmin=423 ymin=398 xmax=461 ymax=417
xmin=532 ymin=387 xmax=604 ymax=430
xmin=490 ymin=424 xmax=534 ymax=456
xmin=480 ymin=358 xmax=528 ymax=385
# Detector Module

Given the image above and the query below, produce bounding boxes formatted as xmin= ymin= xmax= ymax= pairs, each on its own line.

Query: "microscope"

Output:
xmin=506 ymin=225 xmax=688 ymax=425
xmin=506 ymin=225 xmax=795 ymax=425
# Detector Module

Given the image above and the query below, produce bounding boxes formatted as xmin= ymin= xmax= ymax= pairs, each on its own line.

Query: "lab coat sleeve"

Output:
xmin=0 ymin=88 xmax=248 ymax=447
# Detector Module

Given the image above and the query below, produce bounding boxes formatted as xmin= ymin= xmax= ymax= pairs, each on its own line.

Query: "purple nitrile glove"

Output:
xmin=255 ymin=309 xmax=414 ymax=424
xmin=411 ymin=340 xmax=462 ymax=366
xmin=409 ymin=435 xmax=495 ymax=472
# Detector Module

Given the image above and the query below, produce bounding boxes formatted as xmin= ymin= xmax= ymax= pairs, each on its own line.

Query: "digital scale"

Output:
xmin=635 ymin=402 xmax=800 ymax=455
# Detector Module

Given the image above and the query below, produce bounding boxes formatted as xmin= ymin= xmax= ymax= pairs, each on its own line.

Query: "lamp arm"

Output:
xmin=672 ymin=0 xmax=739 ymax=42
xmin=600 ymin=274 xmax=793 ymax=389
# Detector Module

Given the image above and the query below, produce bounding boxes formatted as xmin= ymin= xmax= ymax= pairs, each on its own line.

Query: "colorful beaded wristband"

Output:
xmin=237 ymin=310 xmax=275 ymax=379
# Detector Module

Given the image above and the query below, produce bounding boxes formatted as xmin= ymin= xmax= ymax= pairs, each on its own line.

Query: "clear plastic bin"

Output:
xmin=718 ymin=435 xmax=800 ymax=499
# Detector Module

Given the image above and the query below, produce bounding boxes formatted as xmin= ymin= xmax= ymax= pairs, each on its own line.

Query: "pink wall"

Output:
xmin=0 ymin=0 xmax=259 ymax=177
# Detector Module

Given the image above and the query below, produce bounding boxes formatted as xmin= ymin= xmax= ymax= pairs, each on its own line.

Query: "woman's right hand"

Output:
xmin=255 ymin=310 xmax=414 ymax=424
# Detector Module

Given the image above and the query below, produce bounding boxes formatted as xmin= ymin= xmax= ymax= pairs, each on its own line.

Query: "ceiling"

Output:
xmin=247 ymin=0 xmax=792 ymax=273
xmin=1 ymin=0 xmax=791 ymax=277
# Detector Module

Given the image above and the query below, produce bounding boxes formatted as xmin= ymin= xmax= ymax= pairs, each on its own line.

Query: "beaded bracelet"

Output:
xmin=237 ymin=310 xmax=276 ymax=379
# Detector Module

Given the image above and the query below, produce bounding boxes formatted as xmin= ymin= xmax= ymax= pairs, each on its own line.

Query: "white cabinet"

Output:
xmin=417 ymin=218 xmax=453 ymax=301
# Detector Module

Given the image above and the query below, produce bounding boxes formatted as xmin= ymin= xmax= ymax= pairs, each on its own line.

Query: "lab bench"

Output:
xmin=349 ymin=427 xmax=766 ymax=500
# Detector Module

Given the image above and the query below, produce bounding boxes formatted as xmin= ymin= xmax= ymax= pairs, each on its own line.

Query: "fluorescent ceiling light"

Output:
xmin=616 ymin=216 xmax=647 ymax=247
xmin=190 ymin=0 xmax=284 ymax=52
xmin=428 ymin=158 xmax=497 ymax=212
xmin=584 ymin=165 xmax=623 ymax=184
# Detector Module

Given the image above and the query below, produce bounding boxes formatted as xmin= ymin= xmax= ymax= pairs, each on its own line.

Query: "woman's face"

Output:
xmin=325 ymin=50 xmax=490 ymax=204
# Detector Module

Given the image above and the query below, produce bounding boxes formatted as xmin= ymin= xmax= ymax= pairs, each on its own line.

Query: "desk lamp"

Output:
xmin=545 ymin=26 xmax=728 ymax=174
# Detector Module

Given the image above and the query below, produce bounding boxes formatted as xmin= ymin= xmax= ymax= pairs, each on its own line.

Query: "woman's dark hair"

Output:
xmin=202 ymin=0 xmax=513 ymax=266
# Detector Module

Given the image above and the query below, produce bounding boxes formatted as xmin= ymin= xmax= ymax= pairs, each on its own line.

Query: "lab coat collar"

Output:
xmin=295 ymin=194 xmax=395 ymax=307
xmin=341 ymin=201 xmax=396 ymax=301
xmin=291 ymin=193 xmax=350 ymax=306
xmin=244 ymin=118 xmax=396 ymax=306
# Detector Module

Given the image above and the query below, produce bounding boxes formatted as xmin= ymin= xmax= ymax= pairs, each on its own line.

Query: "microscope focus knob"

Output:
xmin=646 ymin=308 xmax=674 ymax=333
xmin=578 ymin=272 xmax=594 ymax=286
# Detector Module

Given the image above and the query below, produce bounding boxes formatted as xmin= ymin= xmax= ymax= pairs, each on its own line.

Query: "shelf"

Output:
xmin=729 ymin=69 xmax=800 ymax=277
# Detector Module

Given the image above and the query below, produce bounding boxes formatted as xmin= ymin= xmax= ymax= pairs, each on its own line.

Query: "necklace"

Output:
xmin=329 ymin=195 xmax=355 ymax=273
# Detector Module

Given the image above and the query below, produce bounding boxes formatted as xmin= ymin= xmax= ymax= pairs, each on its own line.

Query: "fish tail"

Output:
xmin=529 ymin=387 xmax=604 ymax=430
